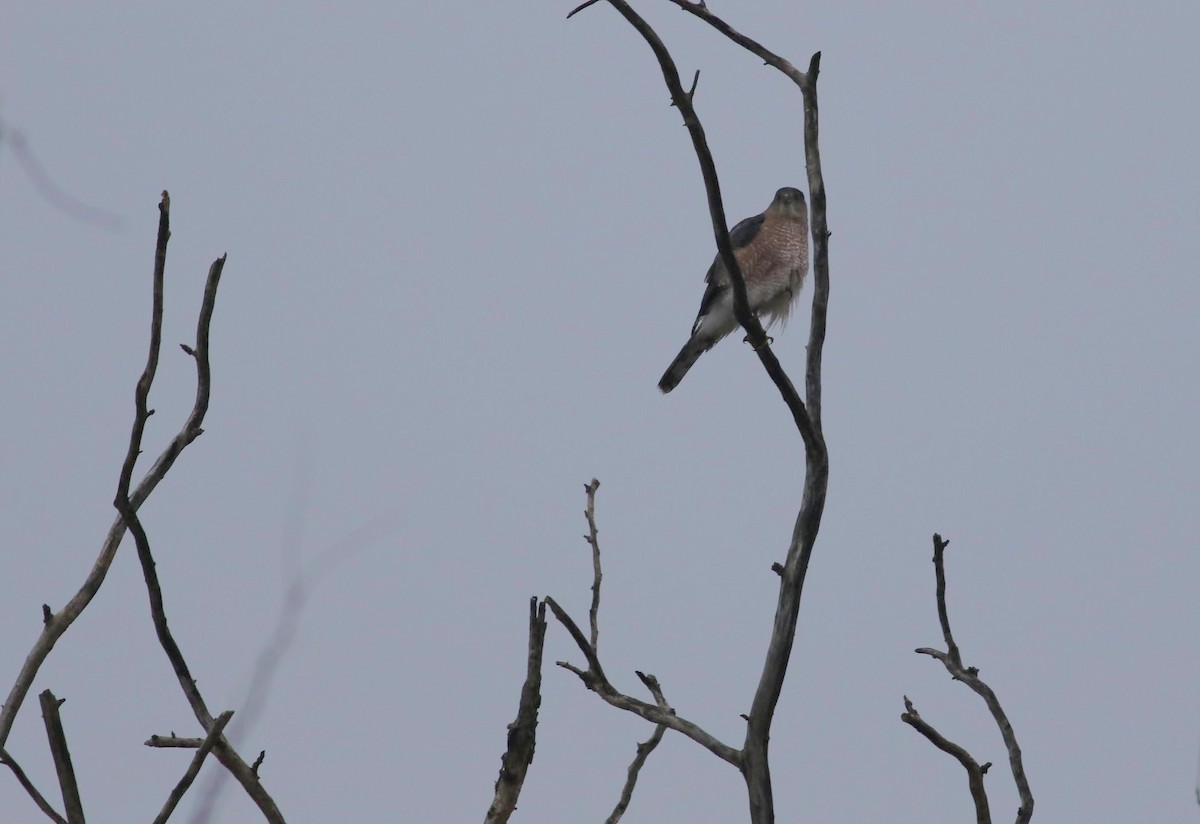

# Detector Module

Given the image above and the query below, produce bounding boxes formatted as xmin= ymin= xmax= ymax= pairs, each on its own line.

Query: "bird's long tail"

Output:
xmin=658 ymin=336 xmax=710 ymax=393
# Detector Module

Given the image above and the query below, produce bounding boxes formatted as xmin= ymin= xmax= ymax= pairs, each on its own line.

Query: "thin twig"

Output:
xmin=604 ymin=673 xmax=670 ymax=824
xmin=484 ymin=598 xmax=548 ymax=824
xmin=151 ymin=711 xmax=234 ymax=824
xmin=110 ymin=249 xmax=284 ymax=823
xmin=901 ymin=697 xmax=990 ymax=824
xmin=38 ymin=690 xmax=84 ymax=824
xmin=0 ymin=745 xmax=68 ymax=824
xmin=584 ymin=479 xmax=603 ymax=651
xmin=1 ymin=195 xmax=187 ymax=748
xmin=912 ymin=534 xmax=1034 ymax=824
xmin=545 ymin=596 xmax=739 ymax=766
xmin=664 ymin=2 xmax=805 ymax=84
xmin=566 ymin=0 xmax=603 ymax=17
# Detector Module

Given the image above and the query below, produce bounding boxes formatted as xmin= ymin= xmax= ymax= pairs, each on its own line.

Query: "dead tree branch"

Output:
xmin=901 ymin=697 xmax=991 ymax=824
xmin=909 ymin=534 xmax=1034 ymax=824
xmin=106 ymin=201 xmax=283 ymax=822
xmin=604 ymin=672 xmax=669 ymax=824
xmin=584 ymin=478 xmax=603 ymax=651
xmin=38 ymin=690 xmax=84 ymax=824
xmin=546 ymin=596 xmax=739 ymax=767
xmin=0 ymin=745 xmax=68 ymax=824
xmin=151 ymin=711 xmax=234 ymax=824
xmin=484 ymin=598 xmax=548 ymax=824
xmin=572 ymin=0 xmax=817 ymax=449
xmin=563 ymin=5 xmax=831 ymax=822
xmin=1 ymin=195 xmax=206 ymax=749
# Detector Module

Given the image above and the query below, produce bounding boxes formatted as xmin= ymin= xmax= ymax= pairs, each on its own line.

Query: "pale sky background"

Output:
xmin=1 ymin=3 xmax=1198 ymax=822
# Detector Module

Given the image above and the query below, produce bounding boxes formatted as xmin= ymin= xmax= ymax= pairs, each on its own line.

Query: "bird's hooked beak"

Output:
xmin=772 ymin=187 xmax=807 ymax=217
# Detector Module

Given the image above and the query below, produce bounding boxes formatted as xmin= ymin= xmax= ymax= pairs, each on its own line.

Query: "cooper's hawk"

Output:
xmin=658 ymin=186 xmax=809 ymax=393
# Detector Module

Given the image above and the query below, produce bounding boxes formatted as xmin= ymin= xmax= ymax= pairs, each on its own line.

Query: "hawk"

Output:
xmin=658 ymin=187 xmax=809 ymax=393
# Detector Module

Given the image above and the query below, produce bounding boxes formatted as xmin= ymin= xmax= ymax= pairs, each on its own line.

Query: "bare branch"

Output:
xmin=151 ymin=711 xmax=234 ymax=824
xmin=111 ymin=253 xmax=284 ymax=823
xmin=931 ymin=534 xmax=962 ymax=664
xmin=585 ymin=0 xmax=818 ymax=451
xmin=604 ymin=673 xmax=669 ymax=824
xmin=566 ymin=0 xmax=603 ymax=17
xmin=484 ymin=598 xmax=548 ymax=824
xmin=901 ymin=697 xmax=991 ymax=824
xmin=1 ymin=196 xmax=201 ymax=748
xmin=665 ymin=2 xmax=805 ymax=84
xmin=0 ymin=745 xmax=68 ymax=824
xmin=546 ymin=596 xmax=739 ymax=767
xmin=38 ymin=690 xmax=84 ymax=824
xmin=146 ymin=736 xmax=209 ymax=749
xmin=911 ymin=535 xmax=1034 ymax=824
xmin=564 ymin=7 xmax=833 ymax=822
xmin=584 ymin=479 xmax=603 ymax=651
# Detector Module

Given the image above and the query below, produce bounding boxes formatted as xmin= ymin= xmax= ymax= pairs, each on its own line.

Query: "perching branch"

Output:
xmin=571 ymin=0 xmax=817 ymax=452
xmin=38 ymin=690 xmax=84 ymax=824
xmin=565 ymin=5 xmax=832 ymax=823
xmin=909 ymin=535 xmax=1034 ymax=824
xmin=484 ymin=598 xmax=548 ymax=824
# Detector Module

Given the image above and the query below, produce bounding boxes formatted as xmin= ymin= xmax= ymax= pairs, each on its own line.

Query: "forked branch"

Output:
xmin=562 ymin=5 xmax=832 ymax=823
xmin=908 ymin=535 xmax=1034 ymax=824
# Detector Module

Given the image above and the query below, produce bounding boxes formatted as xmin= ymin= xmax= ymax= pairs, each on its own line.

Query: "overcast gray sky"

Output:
xmin=2 ymin=2 xmax=1199 ymax=822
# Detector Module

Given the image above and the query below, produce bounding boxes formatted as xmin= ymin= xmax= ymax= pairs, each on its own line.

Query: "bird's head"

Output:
xmin=770 ymin=187 xmax=807 ymax=218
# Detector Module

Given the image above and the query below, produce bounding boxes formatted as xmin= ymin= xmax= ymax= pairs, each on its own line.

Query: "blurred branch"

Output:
xmin=38 ymin=690 xmax=84 ymax=824
xmin=151 ymin=711 xmax=234 ymax=824
xmin=0 ymin=744 xmax=68 ymax=824
xmin=564 ymin=5 xmax=831 ymax=822
xmin=909 ymin=534 xmax=1034 ymax=824
xmin=0 ymin=119 xmax=122 ymax=231
xmin=484 ymin=598 xmax=548 ymax=824
xmin=190 ymin=504 xmax=394 ymax=823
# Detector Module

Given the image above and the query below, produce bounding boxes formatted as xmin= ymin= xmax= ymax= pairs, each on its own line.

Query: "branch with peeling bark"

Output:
xmin=485 ymin=598 xmax=548 ymax=824
xmin=905 ymin=534 xmax=1034 ymax=824
xmin=38 ymin=691 xmax=83 ymax=824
